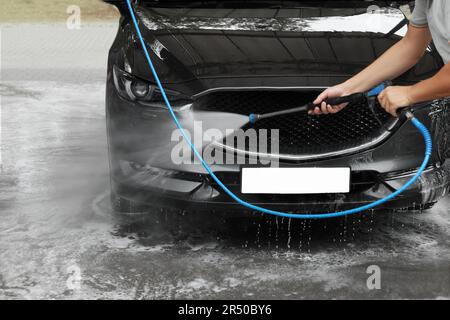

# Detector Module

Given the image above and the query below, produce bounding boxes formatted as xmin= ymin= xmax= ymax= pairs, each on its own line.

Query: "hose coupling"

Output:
xmin=404 ymin=110 xmax=415 ymax=120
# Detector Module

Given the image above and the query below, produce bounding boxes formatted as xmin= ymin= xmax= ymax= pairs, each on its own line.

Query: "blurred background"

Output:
xmin=1 ymin=0 xmax=119 ymax=22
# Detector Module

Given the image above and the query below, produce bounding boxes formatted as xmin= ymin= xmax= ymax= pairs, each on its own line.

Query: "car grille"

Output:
xmin=194 ymin=91 xmax=393 ymax=160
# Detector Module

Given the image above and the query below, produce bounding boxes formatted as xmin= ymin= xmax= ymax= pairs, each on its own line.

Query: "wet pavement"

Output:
xmin=0 ymin=23 xmax=449 ymax=300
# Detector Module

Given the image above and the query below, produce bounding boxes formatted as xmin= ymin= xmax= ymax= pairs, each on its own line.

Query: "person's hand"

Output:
xmin=310 ymin=84 xmax=352 ymax=115
xmin=377 ymin=86 xmax=413 ymax=117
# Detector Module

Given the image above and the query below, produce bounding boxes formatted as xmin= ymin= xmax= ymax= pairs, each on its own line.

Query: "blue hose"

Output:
xmin=125 ymin=0 xmax=433 ymax=219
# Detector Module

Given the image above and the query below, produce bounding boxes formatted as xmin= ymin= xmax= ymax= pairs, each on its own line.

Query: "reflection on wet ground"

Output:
xmin=0 ymin=23 xmax=449 ymax=300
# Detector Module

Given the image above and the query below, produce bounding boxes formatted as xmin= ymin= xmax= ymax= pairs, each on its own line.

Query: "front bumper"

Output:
xmin=111 ymin=159 xmax=450 ymax=214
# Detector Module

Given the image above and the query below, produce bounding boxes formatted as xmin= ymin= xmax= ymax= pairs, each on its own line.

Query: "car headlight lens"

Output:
xmin=130 ymin=81 xmax=150 ymax=99
xmin=113 ymin=65 xmax=192 ymax=109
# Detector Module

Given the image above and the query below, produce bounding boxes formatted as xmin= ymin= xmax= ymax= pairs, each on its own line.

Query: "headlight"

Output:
xmin=113 ymin=65 xmax=192 ymax=109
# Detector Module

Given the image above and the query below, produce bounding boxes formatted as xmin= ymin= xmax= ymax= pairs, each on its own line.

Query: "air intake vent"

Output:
xmin=195 ymin=90 xmax=394 ymax=160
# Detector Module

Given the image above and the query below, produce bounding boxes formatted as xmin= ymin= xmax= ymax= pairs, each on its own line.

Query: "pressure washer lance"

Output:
xmin=248 ymin=81 xmax=391 ymax=124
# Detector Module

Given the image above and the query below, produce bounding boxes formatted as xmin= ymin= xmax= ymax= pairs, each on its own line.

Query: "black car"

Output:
xmin=104 ymin=0 xmax=449 ymax=218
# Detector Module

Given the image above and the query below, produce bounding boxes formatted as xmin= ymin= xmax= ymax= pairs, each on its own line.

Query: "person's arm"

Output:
xmin=311 ymin=24 xmax=432 ymax=115
xmin=411 ymin=62 xmax=450 ymax=101
xmin=378 ymin=62 xmax=450 ymax=116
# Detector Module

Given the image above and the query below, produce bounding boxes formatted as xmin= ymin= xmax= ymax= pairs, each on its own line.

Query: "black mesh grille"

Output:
xmin=195 ymin=91 xmax=392 ymax=157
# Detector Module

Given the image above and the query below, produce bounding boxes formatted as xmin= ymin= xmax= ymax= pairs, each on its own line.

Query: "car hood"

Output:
xmin=123 ymin=4 xmax=435 ymax=94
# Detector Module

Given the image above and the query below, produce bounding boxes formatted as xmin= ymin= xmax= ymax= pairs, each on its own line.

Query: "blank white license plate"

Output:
xmin=241 ymin=167 xmax=350 ymax=194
